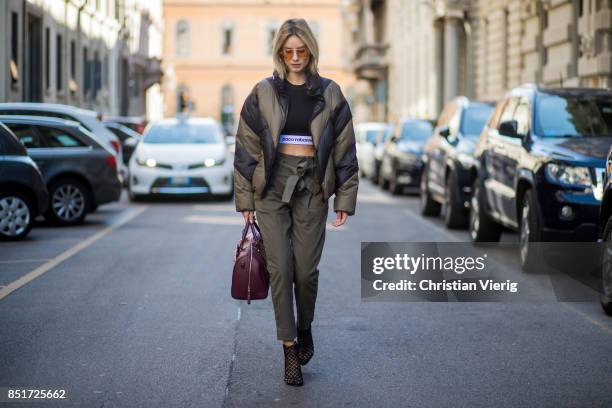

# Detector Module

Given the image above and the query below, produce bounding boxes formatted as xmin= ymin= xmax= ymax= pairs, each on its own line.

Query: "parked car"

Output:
xmin=104 ymin=121 xmax=142 ymax=166
xmin=128 ymin=117 xmax=234 ymax=200
xmin=469 ymin=84 xmax=612 ymax=271
xmin=355 ymin=122 xmax=393 ymax=181
xmin=0 ymin=116 xmax=122 ymax=225
xmin=101 ymin=115 xmax=147 ymax=134
xmin=597 ymin=146 xmax=612 ymax=316
xmin=379 ymin=118 xmax=434 ymax=194
xmin=420 ymin=97 xmax=494 ymax=228
xmin=0 ymin=103 xmax=127 ymax=182
xmin=0 ymin=123 xmax=48 ymax=240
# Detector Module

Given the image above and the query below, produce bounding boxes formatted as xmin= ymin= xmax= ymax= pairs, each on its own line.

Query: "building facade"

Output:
xmin=0 ymin=0 xmax=163 ymax=119
xmin=162 ymin=0 xmax=355 ymax=134
xmin=345 ymin=0 xmax=612 ymax=124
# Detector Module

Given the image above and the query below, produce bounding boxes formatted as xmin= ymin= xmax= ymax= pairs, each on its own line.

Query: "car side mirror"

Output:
xmin=390 ymin=135 xmax=398 ymax=143
xmin=439 ymin=125 xmax=450 ymax=139
xmin=498 ymin=120 xmax=519 ymax=138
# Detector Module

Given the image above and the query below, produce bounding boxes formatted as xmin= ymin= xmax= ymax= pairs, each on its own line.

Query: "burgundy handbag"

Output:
xmin=231 ymin=220 xmax=269 ymax=304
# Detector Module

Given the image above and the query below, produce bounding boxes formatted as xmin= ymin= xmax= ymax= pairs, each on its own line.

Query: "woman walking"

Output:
xmin=233 ymin=18 xmax=359 ymax=386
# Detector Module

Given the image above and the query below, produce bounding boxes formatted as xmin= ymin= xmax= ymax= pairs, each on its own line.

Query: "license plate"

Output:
xmin=171 ymin=177 xmax=190 ymax=185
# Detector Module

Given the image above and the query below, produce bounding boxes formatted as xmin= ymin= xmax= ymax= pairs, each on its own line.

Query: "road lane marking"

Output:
xmin=562 ymin=303 xmax=612 ymax=336
xmin=0 ymin=206 xmax=148 ymax=301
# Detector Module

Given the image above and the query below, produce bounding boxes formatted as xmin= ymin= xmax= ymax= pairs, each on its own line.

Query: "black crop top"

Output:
xmin=280 ymin=80 xmax=315 ymax=136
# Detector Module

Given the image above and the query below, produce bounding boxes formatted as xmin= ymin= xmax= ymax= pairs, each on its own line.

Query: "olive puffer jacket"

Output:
xmin=233 ymin=71 xmax=359 ymax=215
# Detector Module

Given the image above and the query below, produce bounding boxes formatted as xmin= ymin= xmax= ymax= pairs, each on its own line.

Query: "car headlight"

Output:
xmin=136 ymin=157 xmax=158 ymax=168
xmin=545 ymin=163 xmax=592 ymax=187
xmin=205 ymin=157 xmax=226 ymax=167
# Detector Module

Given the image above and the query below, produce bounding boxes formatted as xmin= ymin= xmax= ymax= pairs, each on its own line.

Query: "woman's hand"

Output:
xmin=242 ymin=211 xmax=255 ymax=223
xmin=331 ymin=210 xmax=348 ymax=227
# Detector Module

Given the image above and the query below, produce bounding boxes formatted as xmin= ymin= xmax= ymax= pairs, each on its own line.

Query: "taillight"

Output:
xmin=105 ymin=155 xmax=117 ymax=168
xmin=111 ymin=140 xmax=121 ymax=153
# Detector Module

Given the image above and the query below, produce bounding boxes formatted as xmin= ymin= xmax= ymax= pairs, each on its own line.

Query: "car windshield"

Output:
xmin=365 ymin=128 xmax=388 ymax=144
xmin=535 ymin=93 xmax=612 ymax=137
xmin=461 ymin=105 xmax=493 ymax=135
xmin=400 ymin=121 xmax=433 ymax=141
xmin=143 ymin=122 xmax=222 ymax=144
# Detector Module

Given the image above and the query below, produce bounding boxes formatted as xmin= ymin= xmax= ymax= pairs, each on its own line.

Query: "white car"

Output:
xmin=355 ymin=122 xmax=393 ymax=181
xmin=128 ymin=117 xmax=234 ymax=200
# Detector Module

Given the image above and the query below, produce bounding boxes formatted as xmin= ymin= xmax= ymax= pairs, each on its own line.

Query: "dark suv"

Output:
xmin=469 ymin=84 xmax=612 ymax=270
xmin=421 ymin=97 xmax=493 ymax=228
xmin=598 ymin=147 xmax=612 ymax=316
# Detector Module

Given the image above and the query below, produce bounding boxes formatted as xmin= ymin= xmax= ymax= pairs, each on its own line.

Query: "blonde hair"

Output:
xmin=272 ymin=19 xmax=319 ymax=79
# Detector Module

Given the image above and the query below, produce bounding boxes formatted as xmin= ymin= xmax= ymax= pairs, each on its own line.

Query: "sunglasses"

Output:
xmin=282 ymin=47 xmax=309 ymax=60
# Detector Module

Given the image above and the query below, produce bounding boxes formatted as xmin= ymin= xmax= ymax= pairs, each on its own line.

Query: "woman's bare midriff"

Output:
xmin=278 ymin=143 xmax=316 ymax=157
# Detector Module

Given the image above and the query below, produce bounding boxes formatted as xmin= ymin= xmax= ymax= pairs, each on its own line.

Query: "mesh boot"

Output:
xmin=282 ymin=343 xmax=304 ymax=386
xmin=297 ymin=326 xmax=314 ymax=366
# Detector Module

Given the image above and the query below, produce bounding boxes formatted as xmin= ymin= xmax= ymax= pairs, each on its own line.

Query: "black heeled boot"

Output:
xmin=297 ymin=326 xmax=314 ymax=366
xmin=282 ymin=343 xmax=303 ymax=386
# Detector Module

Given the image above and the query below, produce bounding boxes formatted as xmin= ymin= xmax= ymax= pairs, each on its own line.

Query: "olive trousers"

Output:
xmin=254 ymin=152 xmax=328 ymax=341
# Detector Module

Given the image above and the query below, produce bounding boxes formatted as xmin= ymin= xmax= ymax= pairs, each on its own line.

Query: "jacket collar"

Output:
xmin=271 ymin=70 xmax=324 ymax=98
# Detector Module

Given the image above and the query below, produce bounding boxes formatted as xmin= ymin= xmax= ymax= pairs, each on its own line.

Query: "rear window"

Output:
xmin=143 ymin=122 xmax=222 ymax=144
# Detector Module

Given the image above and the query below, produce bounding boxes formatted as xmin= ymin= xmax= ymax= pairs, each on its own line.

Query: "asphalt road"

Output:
xmin=1 ymin=180 xmax=611 ymax=408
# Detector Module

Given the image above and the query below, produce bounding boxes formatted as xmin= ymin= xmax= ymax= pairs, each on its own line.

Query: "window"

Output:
xmin=93 ymin=51 xmax=101 ymax=98
xmin=45 ymin=27 xmax=51 ymax=90
xmin=38 ymin=126 xmax=85 ymax=147
xmin=513 ymin=98 xmax=531 ymax=137
xmin=144 ymin=123 xmax=222 ymax=144
xmin=8 ymin=124 xmax=45 ymax=149
xmin=535 ymin=93 xmax=612 ymax=137
xmin=70 ymin=40 xmax=76 ymax=79
xmin=56 ymin=34 xmax=63 ymax=91
xmin=176 ymin=20 xmax=190 ymax=57
xmin=400 ymin=120 xmax=433 ymax=141
xmin=267 ymin=27 xmax=277 ymax=55
xmin=461 ymin=105 xmax=494 ymax=136
xmin=222 ymin=27 xmax=233 ymax=55
xmin=498 ymin=98 xmax=518 ymax=128
xmin=83 ymin=46 xmax=89 ymax=97
xmin=10 ymin=12 xmax=19 ymax=85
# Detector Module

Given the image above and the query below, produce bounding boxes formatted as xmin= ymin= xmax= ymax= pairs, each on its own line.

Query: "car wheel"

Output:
xmin=443 ymin=170 xmax=469 ymax=229
xmin=371 ymin=162 xmax=381 ymax=183
xmin=600 ymin=217 xmax=612 ymax=316
xmin=0 ymin=191 xmax=34 ymax=241
xmin=519 ymin=189 xmax=543 ymax=272
xmin=46 ymin=178 xmax=90 ymax=226
xmin=468 ymin=177 xmax=502 ymax=242
xmin=419 ymin=165 xmax=441 ymax=216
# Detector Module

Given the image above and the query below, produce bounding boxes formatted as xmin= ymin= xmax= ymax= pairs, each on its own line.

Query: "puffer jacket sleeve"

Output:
xmin=330 ymin=82 xmax=359 ymax=216
xmin=233 ymin=83 xmax=262 ymax=212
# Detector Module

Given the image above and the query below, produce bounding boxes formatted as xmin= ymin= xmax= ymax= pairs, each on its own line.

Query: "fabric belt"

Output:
xmin=279 ymin=157 xmax=321 ymax=204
